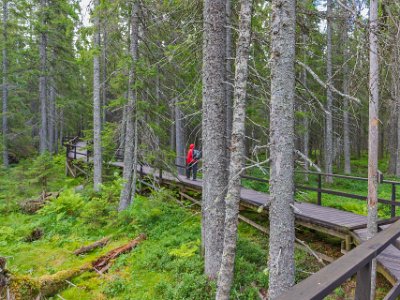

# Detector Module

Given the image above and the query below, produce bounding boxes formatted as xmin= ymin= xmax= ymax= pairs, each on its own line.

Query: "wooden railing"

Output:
xmin=277 ymin=220 xmax=400 ymax=300
xmin=241 ymin=168 xmax=400 ymax=220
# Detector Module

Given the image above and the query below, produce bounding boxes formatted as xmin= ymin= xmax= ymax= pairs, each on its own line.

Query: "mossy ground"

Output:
xmin=0 ymin=155 xmax=322 ymax=299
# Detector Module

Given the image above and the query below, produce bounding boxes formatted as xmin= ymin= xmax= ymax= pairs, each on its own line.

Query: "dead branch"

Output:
xmin=73 ymin=237 xmax=110 ymax=255
xmin=294 ymin=149 xmax=322 ymax=172
xmin=296 ymin=60 xmax=361 ymax=104
xmin=92 ymin=233 xmax=147 ymax=273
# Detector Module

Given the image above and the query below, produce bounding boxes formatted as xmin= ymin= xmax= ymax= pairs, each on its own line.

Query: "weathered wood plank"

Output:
xmin=277 ymin=220 xmax=400 ymax=300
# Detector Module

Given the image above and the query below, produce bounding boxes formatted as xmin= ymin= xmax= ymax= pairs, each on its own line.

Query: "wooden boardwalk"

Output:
xmin=68 ymin=146 xmax=400 ymax=286
xmin=111 ymin=163 xmax=400 ymax=285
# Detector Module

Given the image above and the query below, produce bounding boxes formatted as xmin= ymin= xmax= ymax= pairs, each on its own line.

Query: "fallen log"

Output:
xmin=19 ymin=192 xmax=60 ymax=214
xmin=74 ymin=237 xmax=110 ymax=255
xmin=8 ymin=265 xmax=90 ymax=299
xmin=92 ymin=233 xmax=147 ymax=273
xmin=6 ymin=234 xmax=147 ymax=299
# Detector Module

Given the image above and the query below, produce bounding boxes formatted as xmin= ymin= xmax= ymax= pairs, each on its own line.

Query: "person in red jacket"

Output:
xmin=186 ymin=143 xmax=198 ymax=180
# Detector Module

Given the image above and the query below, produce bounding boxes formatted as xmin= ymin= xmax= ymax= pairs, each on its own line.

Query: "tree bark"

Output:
xmin=175 ymin=98 xmax=185 ymax=175
xmin=119 ymin=0 xmax=139 ymax=211
xmin=225 ymin=0 xmax=233 ymax=145
xmin=202 ymin=0 xmax=228 ymax=280
xmin=39 ymin=0 xmax=48 ymax=154
xmin=48 ymin=76 xmax=56 ymax=153
xmin=342 ymin=5 xmax=351 ymax=174
xmin=101 ymin=23 xmax=108 ymax=125
xmin=367 ymin=0 xmax=379 ymax=298
xmin=394 ymin=33 xmax=400 ymax=177
xmin=2 ymin=0 xmax=8 ymax=167
xmin=387 ymin=98 xmax=397 ymax=174
xmin=216 ymin=0 xmax=252 ymax=298
xmin=301 ymin=33 xmax=309 ymax=181
xmin=268 ymin=0 xmax=296 ymax=298
xmin=325 ymin=0 xmax=333 ymax=182
xmin=93 ymin=0 xmax=102 ymax=191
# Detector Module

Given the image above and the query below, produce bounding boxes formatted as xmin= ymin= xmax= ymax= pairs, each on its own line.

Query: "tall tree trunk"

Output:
xmin=101 ymin=23 xmax=107 ymax=125
xmin=387 ymin=99 xmax=397 ymax=174
xmin=202 ymin=0 xmax=228 ymax=280
xmin=2 ymin=0 xmax=8 ymax=167
xmin=175 ymin=98 xmax=185 ymax=175
xmin=48 ymin=76 xmax=56 ymax=154
xmin=367 ymin=0 xmax=379 ymax=298
xmin=55 ymin=107 xmax=59 ymax=154
xmin=342 ymin=7 xmax=351 ymax=174
xmin=216 ymin=0 xmax=252 ymax=298
xmin=169 ymin=99 xmax=176 ymax=152
xmin=325 ymin=0 xmax=333 ymax=182
xmin=93 ymin=0 xmax=102 ymax=191
xmin=155 ymin=71 xmax=161 ymax=149
xmin=39 ymin=0 xmax=48 ymax=154
xmin=268 ymin=0 xmax=296 ymax=298
xmin=119 ymin=0 xmax=139 ymax=210
xmin=394 ymin=33 xmax=400 ymax=177
xmin=301 ymin=33 xmax=309 ymax=181
xmin=225 ymin=0 xmax=233 ymax=145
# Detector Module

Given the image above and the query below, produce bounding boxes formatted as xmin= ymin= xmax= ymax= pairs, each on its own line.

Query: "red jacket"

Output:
xmin=186 ymin=144 xmax=195 ymax=164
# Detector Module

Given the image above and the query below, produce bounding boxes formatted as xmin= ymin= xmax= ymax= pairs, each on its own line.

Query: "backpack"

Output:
xmin=193 ymin=149 xmax=201 ymax=160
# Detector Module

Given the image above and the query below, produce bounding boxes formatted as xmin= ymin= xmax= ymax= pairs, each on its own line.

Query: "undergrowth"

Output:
xmin=0 ymin=155 xmax=324 ymax=299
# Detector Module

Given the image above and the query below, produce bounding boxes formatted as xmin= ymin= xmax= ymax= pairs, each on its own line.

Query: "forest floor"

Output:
xmin=0 ymin=154 xmax=395 ymax=299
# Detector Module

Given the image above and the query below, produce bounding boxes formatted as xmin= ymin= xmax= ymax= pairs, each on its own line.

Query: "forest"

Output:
xmin=1 ymin=0 xmax=400 ymax=299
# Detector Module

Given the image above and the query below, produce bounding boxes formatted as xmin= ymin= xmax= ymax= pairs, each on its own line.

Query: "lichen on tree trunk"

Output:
xmin=367 ymin=0 xmax=379 ymax=298
xmin=268 ymin=0 xmax=296 ymax=298
xmin=202 ymin=0 xmax=228 ymax=280
xmin=216 ymin=0 xmax=252 ymax=298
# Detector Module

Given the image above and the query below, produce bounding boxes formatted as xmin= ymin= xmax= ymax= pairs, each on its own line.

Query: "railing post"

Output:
xmin=140 ymin=164 xmax=143 ymax=178
xmin=74 ymin=146 xmax=77 ymax=159
xmin=317 ymin=173 xmax=322 ymax=206
xmin=392 ymin=184 xmax=396 ymax=218
xmin=355 ymin=261 xmax=372 ymax=300
xmin=159 ymin=167 xmax=163 ymax=180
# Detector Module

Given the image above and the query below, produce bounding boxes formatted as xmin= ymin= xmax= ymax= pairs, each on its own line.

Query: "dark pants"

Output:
xmin=186 ymin=162 xmax=198 ymax=180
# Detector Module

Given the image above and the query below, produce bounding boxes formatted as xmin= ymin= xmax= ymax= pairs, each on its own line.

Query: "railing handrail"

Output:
xmin=277 ymin=220 xmax=400 ymax=300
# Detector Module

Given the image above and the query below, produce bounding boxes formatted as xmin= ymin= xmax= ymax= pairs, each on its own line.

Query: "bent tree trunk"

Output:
xmin=268 ymin=0 xmax=296 ymax=299
xmin=119 ymin=0 xmax=139 ymax=211
xmin=93 ymin=0 xmax=102 ymax=191
xmin=216 ymin=0 xmax=252 ymax=298
xmin=367 ymin=0 xmax=379 ymax=298
xmin=202 ymin=0 xmax=228 ymax=279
